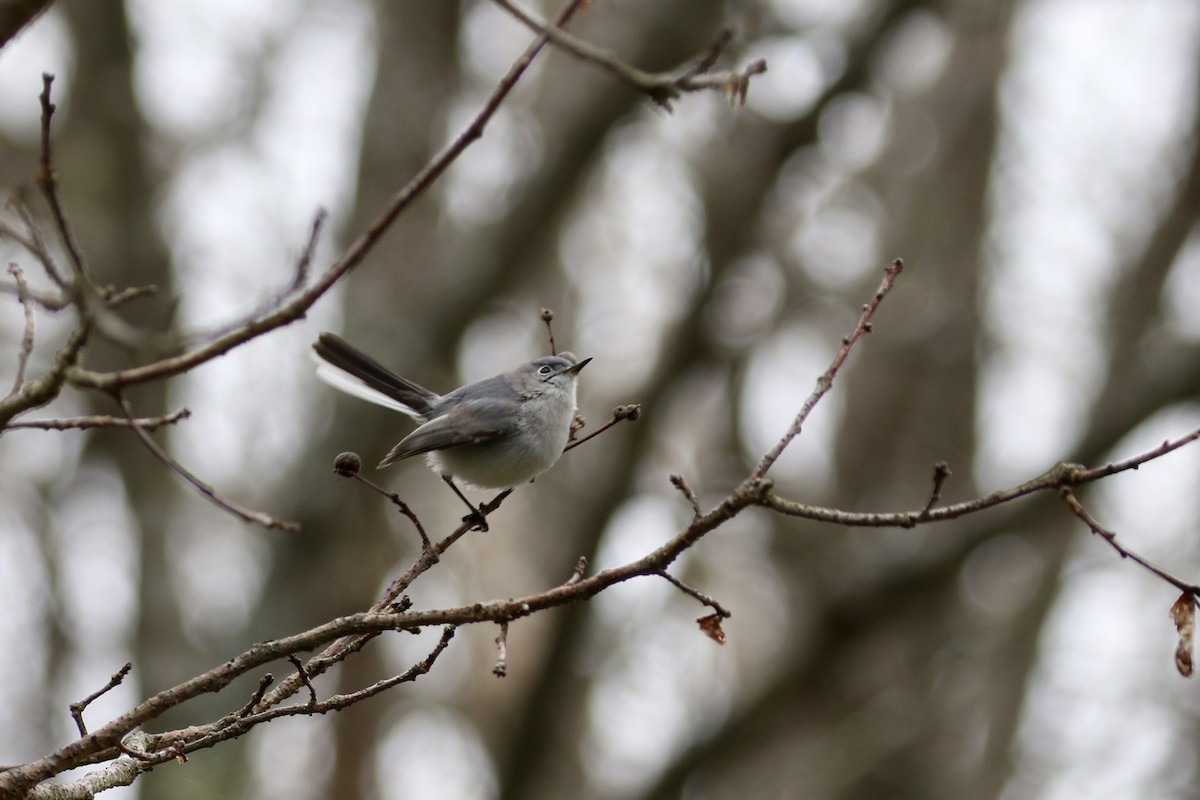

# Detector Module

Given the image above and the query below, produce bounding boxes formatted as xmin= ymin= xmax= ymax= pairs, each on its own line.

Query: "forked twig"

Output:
xmin=69 ymin=663 xmax=133 ymax=736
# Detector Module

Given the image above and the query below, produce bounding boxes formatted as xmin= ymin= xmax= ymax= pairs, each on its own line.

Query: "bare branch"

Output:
xmin=234 ymin=675 xmax=274 ymax=719
xmin=7 ymin=407 xmax=191 ymax=431
xmin=65 ymin=0 xmax=593 ymax=395
xmin=333 ymin=452 xmax=432 ymax=551
xmin=564 ymin=556 xmax=588 ymax=586
xmin=919 ymin=461 xmax=953 ymax=517
xmin=492 ymin=0 xmax=766 ymax=110
xmin=287 ymin=656 xmax=318 ymax=708
xmin=1061 ymin=488 xmax=1200 ymax=598
xmin=0 ymin=275 xmax=66 ymax=310
xmin=541 ymin=306 xmax=557 ymax=355
xmin=564 ymin=404 xmax=641 ymax=451
xmin=670 ymin=473 xmax=702 ymax=520
xmin=655 ymin=568 xmax=731 ymax=620
xmin=5 ymin=262 xmax=36 ymax=395
xmin=760 ymin=423 xmax=1200 ymax=527
xmin=0 ymin=321 xmax=88 ymax=429
xmin=68 ymin=663 xmax=133 ymax=737
xmin=37 ymin=74 xmax=89 ymax=286
xmin=114 ymin=393 xmax=299 ymax=532
xmin=752 ymin=258 xmax=904 ymax=480
xmin=9 ymin=190 xmax=69 ymax=288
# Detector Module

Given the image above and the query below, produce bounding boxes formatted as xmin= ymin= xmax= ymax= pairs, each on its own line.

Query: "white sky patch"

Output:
xmin=580 ymin=495 xmax=736 ymax=795
xmin=561 ymin=118 xmax=706 ymax=395
xmin=375 ymin=709 xmax=496 ymax=800
xmin=582 ymin=615 xmax=735 ymax=797
xmin=766 ymin=0 xmax=872 ymax=31
xmin=739 ymin=321 xmax=841 ymax=494
xmin=49 ymin=467 xmax=140 ymax=754
xmin=249 ymin=715 xmax=335 ymax=800
xmin=459 ymin=0 xmax=536 ymax=85
xmin=0 ymin=7 xmax=73 ymax=140
xmin=978 ymin=0 xmax=1200 ymax=485
xmin=0 ymin=511 xmax=50 ymax=764
xmin=127 ymin=0 xmax=297 ymax=137
xmin=131 ymin=0 xmax=375 ymax=485
xmin=872 ymin=10 xmax=953 ymax=94
xmin=53 ymin=469 xmax=138 ymax=648
xmin=744 ymin=34 xmax=841 ymax=123
xmin=167 ymin=509 xmax=271 ymax=645
xmin=985 ymin=4 xmax=1200 ymax=795
xmin=442 ymin=99 xmax=544 ymax=225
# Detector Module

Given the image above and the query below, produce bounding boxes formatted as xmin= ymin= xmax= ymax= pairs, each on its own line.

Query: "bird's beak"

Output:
xmin=556 ymin=357 xmax=591 ymax=377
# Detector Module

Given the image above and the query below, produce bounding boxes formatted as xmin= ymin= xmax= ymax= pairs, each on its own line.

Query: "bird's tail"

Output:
xmin=312 ymin=332 xmax=438 ymax=418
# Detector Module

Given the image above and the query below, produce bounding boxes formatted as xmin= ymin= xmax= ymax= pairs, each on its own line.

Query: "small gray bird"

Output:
xmin=313 ymin=332 xmax=589 ymax=526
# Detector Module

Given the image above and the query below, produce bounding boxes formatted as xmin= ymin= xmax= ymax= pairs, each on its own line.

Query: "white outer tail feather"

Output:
xmin=312 ymin=356 xmax=427 ymax=420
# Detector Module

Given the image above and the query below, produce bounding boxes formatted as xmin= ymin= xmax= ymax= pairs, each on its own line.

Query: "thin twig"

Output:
xmin=191 ymin=211 xmax=326 ymax=347
xmin=115 ymin=393 xmax=299 ymax=532
xmin=234 ymin=675 xmax=274 ymax=719
xmin=670 ymin=473 xmax=702 ymax=520
xmin=564 ymin=404 xmax=641 ymax=451
xmin=919 ymin=461 xmax=952 ymax=517
xmin=287 ymin=656 xmax=318 ymax=707
xmin=335 ymin=454 xmax=432 ymax=551
xmin=6 ymin=262 xmax=36 ymax=395
xmin=541 ymin=307 xmax=557 ymax=355
xmin=655 ymin=568 xmax=731 ymax=619
xmin=564 ymin=556 xmax=588 ymax=586
xmin=68 ymin=663 xmax=133 ymax=737
xmin=0 ymin=321 xmax=89 ymax=429
xmin=681 ymin=29 xmax=733 ymax=79
xmin=103 ymin=284 xmax=159 ymax=308
xmin=31 ymin=75 xmax=172 ymax=354
xmin=114 ymin=741 xmax=155 ymax=764
xmin=11 ymin=192 xmax=68 ymax=288
xmin=7 ymin=407 xmax=191 ymax=431
xmin=492 ymin=0 xmax=766 ymax=110
xmin=0 ymin=276 xmax=67 ymax=310
xmin=251 ymin=487 xmax=514 ymax=715
xmin=752 ymin=258 xmax=904 ymax=480
xmin=1061 ymin=488 xmax=1200 ymax=598
xmin=66 ymin=0 xmax=592 ymax=395
xmin=38 ymin=74 xmax=89 ymax=285
xmin=761 ymin=425 xmax=1200 ymax=527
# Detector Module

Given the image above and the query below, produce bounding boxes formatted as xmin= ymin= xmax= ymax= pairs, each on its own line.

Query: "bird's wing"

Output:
xmin=378 ymin=399 xmax=520 ymax=468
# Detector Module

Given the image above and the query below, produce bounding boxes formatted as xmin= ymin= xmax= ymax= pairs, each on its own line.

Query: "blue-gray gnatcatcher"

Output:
xmin=313 ymin=332 xmax=590 ymax=525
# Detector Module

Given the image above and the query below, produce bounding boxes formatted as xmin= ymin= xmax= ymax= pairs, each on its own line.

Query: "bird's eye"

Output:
xmin=538 ymin=365 xmax=554 ymax=376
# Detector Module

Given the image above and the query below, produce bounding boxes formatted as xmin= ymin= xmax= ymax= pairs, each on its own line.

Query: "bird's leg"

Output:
xmin=442 ymin=475 xmax=489 ymax=531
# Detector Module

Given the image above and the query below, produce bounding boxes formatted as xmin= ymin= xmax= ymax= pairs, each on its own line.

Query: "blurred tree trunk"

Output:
xmin=55 ymin=0 xmax=207 ymax=793
xmin=61 ymin=0 xmax=174 ymax=718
